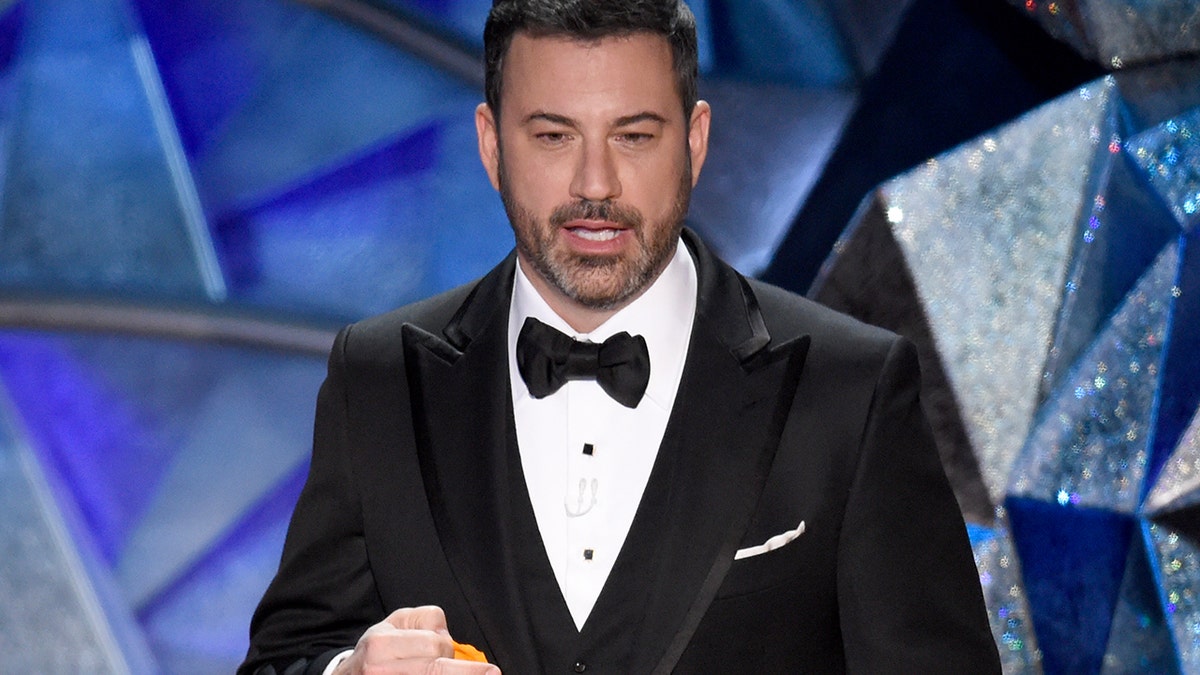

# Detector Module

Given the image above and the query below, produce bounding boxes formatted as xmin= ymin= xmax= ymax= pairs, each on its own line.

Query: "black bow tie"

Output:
xmin=516 ymin=317 xmax=651 ymax=408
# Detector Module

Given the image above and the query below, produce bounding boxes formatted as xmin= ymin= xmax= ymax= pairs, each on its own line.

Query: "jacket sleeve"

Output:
xmin=837 ymin=337 xmax=1001 ymax=673
xmin=239 ymin=326 xmax=386 ymax=675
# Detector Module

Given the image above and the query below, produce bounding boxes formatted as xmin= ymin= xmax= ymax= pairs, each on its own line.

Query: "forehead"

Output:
xmin=499 ymin=32 xmax=680 ymax=122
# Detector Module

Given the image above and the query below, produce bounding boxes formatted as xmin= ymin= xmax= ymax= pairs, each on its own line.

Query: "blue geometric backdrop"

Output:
xmin=0 ymin=0 xmax=1194 ymax=672
xmin=814 ymin=59 xmax=1200 ymax=672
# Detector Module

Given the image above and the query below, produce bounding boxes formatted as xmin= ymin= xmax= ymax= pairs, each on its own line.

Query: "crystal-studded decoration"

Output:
xmin=885 ymin=80 xmax=1112 ymax=505
xmin=1100 ymin=535 xmax=1178 ymax=674
xmin=1128 ymin=106 xmax=1200 ymax=232
xmin=1143 ymin=341 xmax=1200 ymax=672
xmin=814 ymin=78 xmax=1120 ymax=519
xmin=1146 ymin=522 xmax=1200 ymax=671
xmin=1007 ymin=496 xmax=1136 ymax=673
xmin=1009 ymin=0 xmax=1200 ymax=70
xmin=1146 ymin=405 xmax=1200 ymax=516
xmin=1007 ymin=243 xmax=1175 ymax=514
xmin=814 ymin=55 xmax=1200 ymax=672
xmin=972 ymin=508 xmax=1043 ymax=672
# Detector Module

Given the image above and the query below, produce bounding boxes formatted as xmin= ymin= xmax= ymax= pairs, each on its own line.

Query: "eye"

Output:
xmin=535 ymin=131 xmax=572 ymax=146
xmin=616 ymin=132 xmax=654 ymax=145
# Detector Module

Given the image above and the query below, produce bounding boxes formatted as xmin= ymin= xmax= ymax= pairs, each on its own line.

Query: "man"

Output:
xmin=241 ymin=1 xmax=1002 ymax=673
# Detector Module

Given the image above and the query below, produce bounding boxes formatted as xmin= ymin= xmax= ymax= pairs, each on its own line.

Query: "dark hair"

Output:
xmin=483 ymin=0 xmax=699 ymax=120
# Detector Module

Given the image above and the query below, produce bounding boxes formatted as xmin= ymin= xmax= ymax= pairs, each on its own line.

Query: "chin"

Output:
xmin=561 ymin=270 xmax=649 ymax=311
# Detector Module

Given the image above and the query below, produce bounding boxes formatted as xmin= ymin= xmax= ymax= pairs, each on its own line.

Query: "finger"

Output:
xmin=356 ymin=627 xmax=453 ymax=663
xmin=383 ymin=605 xmax=450 ymax=634
xmin=428 ymin=657 xmax=502 ymax=674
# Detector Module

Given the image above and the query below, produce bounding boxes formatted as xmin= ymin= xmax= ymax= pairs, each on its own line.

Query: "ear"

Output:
xmin=476 ymin=102 xmax=501 ymax=191
xmin=687 ymin=100 xmax=711 ymax=187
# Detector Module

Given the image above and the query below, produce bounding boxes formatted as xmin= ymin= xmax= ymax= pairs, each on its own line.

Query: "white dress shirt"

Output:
xmin=508 ymin=240 xmax=697 ymax=629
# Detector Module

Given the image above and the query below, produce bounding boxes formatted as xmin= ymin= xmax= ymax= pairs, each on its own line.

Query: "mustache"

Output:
xmin=550 ymin=200 xmax=643 ymax=229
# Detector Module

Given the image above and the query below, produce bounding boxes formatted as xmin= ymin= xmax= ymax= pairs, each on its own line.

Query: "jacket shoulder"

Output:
xmin=335 ymin=280 xmax=481 ymax=366
xmin=747 ymin=278 xmax=900 ymax=359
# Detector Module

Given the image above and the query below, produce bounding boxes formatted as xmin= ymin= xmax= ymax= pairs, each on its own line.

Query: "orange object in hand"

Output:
xmin=453 ymin=641 xmax=489 ymax=663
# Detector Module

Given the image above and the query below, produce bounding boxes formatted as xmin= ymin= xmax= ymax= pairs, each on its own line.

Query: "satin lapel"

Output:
xmin=401 ymin=254 xmax=545 ymax=674
xmin=642 ymin=330 xmax=809 ymax=674
xmin=589 ymin=232 xmax=811 ymax=673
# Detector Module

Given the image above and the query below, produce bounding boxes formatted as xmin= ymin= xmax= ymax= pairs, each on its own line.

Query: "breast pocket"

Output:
xmin=716 ymin=520 xmax=813 ymax=598
xmin=734 ymin=521 xmax=805 ymax=560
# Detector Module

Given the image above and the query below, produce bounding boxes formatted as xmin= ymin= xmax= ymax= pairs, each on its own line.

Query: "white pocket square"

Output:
xmin=734 ymin=521 xmax=806 ymax=560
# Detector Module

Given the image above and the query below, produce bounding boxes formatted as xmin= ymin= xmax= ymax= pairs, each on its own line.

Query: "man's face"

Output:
xmin=476 ymin=32 xmax=710 ymax=318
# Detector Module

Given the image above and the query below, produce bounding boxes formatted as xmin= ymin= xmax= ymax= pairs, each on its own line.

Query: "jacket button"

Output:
xmin=573 ymin=662 xmax=587 ymax=673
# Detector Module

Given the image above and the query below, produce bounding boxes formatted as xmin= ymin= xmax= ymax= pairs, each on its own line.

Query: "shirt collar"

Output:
xmin=508 ymin=239 xmax=698 ymax=409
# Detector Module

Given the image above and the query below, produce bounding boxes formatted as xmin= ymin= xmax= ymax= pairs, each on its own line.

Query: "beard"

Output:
xmin=499 ymin=155 xmax=693 ymax=311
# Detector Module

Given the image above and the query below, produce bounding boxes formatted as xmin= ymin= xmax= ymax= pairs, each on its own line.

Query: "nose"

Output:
xmin=569 ymin=139 xmax=621 ymax=203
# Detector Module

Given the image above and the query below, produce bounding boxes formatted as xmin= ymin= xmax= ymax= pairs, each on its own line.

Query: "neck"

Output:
xmin=516 ymin=259 xmax=621 ymax=333
xmin=549 ymin=305 xmax=617 ymax=335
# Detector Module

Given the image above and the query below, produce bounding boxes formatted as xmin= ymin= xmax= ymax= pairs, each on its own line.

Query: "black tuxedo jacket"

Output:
xmin=241 ymin=230 xmax=1000 ymax=674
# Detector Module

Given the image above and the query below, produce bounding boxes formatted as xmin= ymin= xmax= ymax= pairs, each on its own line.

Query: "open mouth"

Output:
xmin=570 ymin=227 xmax=622 ymax=242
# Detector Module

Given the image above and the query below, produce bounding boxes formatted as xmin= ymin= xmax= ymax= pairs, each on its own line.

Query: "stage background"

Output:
xmin=1 ymin=0 xmax=1197 ymax=672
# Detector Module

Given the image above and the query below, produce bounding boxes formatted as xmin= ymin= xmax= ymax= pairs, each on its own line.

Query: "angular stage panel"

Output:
xmin=1040 ymin=101 xmax=1180 ymax=401
xmin=822 ymin=0 xmax=913 ymax=78
xmin=1144 ymin=231 xmax=1200 ymax=494
xmin=1007 ymin=242 xmax=1176 ymax=514
xmin=0 ymin=0 xmax=221 ymax=301
xmin=212 ymin=116 xmax=512 ymax=322
xmin=1079 ymin=1 xmax=1200 ymax=69
xmin=1007 ymin=496 xmax=1136 ymax=675
xmin=690 ymin=80 xmax=856 ymax=275
xmin=813 ymin=77 xmax=1119 ymax=515
xmin=710 ymin=0 xmax=855 ymax=86
xmin=0 ymin=0 xmax=24 ymax=202
xmin=1128 ymin=105 xmax=1200 ymax=232
xmin=1145 ymin=521 xmax=1200 ymax=671
xmin=687 ymin=0 xmax=914 ymax=276
xmin=177 ymin=0 xmax=483 ymax=217
xmin=1009 ymin=0 xmax=1200 ymax=68
xmin=136 ymin=462 xmax=309 ymax=675
xmin=881 ymin=80 xmax=1116 ymax=505
xmin=370 ymin=0 xmax=496 ymax=48
xmin=1126 ymin=111 xmax=1200 ymax=492
xmin=0 ymin=373 xmax=155 ymax=673
xmin=130 ymin=0 xmax=314 ymax=159
xmin=0 ymin=331 xmax=185 ymax=565
xmin=133 ymin=0 xmax=513 ymax=322
xmin=213 ymin=121 xmax=449 ymax=319
xmin=1145 ymin=390 xmax=1200 ymax=675
xmin=814 ymin=52 xmax=1200 ymax=671
xmin=971 ymin=508 xmax=1042 ymax=672
xmin=1112 ymin=58 xmax=1200 ymax=135
xmin=1145 ymin=404 xmax=1200 ymax=516
xmin=112 ymin=345 xmax=323 ymax=611
xmin=1100 ymin=531 xmax=1179 ymax=674
xmin=0 ymin=329 xmax=326 ymax=671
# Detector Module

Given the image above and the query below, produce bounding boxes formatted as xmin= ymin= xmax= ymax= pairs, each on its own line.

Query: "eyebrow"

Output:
xmin=614 ymin=112 xmax=669 ymax=127
xmin=521 ymin=111 xmax=670 ymax=128
xmin=522 ymin=111 xmax=576 ymax=127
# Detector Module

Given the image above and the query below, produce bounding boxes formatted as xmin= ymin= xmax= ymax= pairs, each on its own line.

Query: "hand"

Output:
xmin=333 ymin=606 xmax=501 ymax=674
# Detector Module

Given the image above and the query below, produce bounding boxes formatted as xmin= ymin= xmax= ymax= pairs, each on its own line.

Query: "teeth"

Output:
xmin=574 ymin=229 xmax=620 ymax=241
